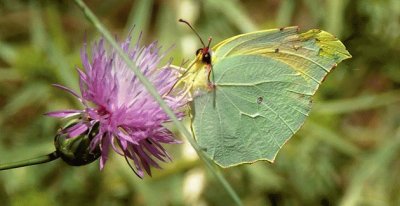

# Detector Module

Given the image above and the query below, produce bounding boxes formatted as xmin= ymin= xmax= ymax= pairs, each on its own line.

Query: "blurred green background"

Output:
xmin=1 ymin=0 xmax=400 ymax=205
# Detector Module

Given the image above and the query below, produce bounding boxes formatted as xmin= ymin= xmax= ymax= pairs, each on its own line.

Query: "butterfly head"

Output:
xmin=195 ymin=37 xmax=212 ymax=65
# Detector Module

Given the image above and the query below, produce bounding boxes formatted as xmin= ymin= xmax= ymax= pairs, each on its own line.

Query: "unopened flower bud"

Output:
xmin=54 ymin=122 xmax=101 ymax=166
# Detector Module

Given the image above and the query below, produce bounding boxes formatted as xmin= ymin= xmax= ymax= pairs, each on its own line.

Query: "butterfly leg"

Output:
xmin=206 ymin=64 xmax=215 ymax=90
xmin=164 ymin=60 xmax=197 ymax=97
xmin=205 ymin=64 xmax=217 ymax=108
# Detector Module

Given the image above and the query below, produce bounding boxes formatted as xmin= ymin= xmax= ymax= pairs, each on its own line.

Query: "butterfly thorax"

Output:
xmin=188 ymin=50 xmax=212 ymax=95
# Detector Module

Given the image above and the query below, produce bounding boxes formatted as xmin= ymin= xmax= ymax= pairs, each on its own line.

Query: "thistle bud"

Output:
xmin=54 ymin=122 xmax=101 ymax=166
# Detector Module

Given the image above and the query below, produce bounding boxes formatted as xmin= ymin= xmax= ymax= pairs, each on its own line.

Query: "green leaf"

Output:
xmin=191 ymin=27 xmax=351 ymax=167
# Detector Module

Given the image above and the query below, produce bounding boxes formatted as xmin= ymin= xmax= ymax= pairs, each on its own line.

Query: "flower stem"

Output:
xmin=73 ymin=1 xmax=242 ymax=205
xmin=0 ymin=152 xmax=59 ymax=171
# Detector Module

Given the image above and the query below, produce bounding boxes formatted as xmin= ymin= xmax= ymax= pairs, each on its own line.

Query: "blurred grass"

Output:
xmin=1 ymin=0 xmax=400 ymax=205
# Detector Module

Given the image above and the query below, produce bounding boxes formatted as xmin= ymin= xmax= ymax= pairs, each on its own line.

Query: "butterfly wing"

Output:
xmin=191 ymin=27 xmax=351 ymax=167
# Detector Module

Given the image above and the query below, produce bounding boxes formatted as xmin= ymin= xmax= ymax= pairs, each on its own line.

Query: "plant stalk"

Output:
xmin=0 ymin=151 xmax=59 ymax=171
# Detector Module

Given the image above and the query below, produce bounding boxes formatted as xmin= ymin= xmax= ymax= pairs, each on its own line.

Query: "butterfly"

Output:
xmin=169 ymin=19 xmax=215 ymax=100
xmin=172 ymin=19 xmax=351 ymax=167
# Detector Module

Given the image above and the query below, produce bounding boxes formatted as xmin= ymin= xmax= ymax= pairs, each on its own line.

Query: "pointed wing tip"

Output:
xmin=300 ymin=29 xmax=352 ymax=63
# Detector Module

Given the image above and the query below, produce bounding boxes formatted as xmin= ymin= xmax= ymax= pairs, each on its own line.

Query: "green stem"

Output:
xmin=0 ymin=152 xmax=59 ymax=171
xmin=73 ymin=1 xmax=242 ymax=205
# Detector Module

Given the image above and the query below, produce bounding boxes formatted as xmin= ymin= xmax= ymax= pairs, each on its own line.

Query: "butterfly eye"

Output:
xmin=202 ymin=52 xmax=211 ymax=64
xmin=196 ymin=48 xmax=202 ymax=55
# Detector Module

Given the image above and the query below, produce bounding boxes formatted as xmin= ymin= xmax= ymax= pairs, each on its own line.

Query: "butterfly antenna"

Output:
xmin=207 ymin=37 xmax=212 ymax=48
xmin=179 ymin=19 xmax=206 ymax=48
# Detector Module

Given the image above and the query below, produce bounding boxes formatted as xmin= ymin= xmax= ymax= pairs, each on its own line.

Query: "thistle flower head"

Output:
xmin=47 ymin=34 xmax=187 ymax=177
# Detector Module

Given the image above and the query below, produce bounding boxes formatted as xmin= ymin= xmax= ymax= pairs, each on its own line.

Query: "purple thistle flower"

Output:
xmin=47 ymin=34 xmax=188 ymax=178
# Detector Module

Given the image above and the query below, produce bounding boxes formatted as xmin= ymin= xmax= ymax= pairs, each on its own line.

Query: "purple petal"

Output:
xmin=44 ymin=110 xmax=81 ymax=118
xmin=133 ymin=146 xmax=154 ymax=176
xmin=65 ymin=122 xmax=88 ymax=138
xmin=142 ymin=140 xmax=167 ymax=161
xmin=52 ymin=84 xmax=82 ymax=101
xmin=126 ymin=147 xmax=144 ymax=178
xmin=116 ymin=129 xmax=139 ymax=145
xmin=110 ymin=136 xmax=124 ymax=155
xmin=136 ymin=146 xmax=161 ymax=169
xmin=99 ymin=133 xmax=112 ymax=170
xmin=90 ymin=131 xmax=103 ymax=152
